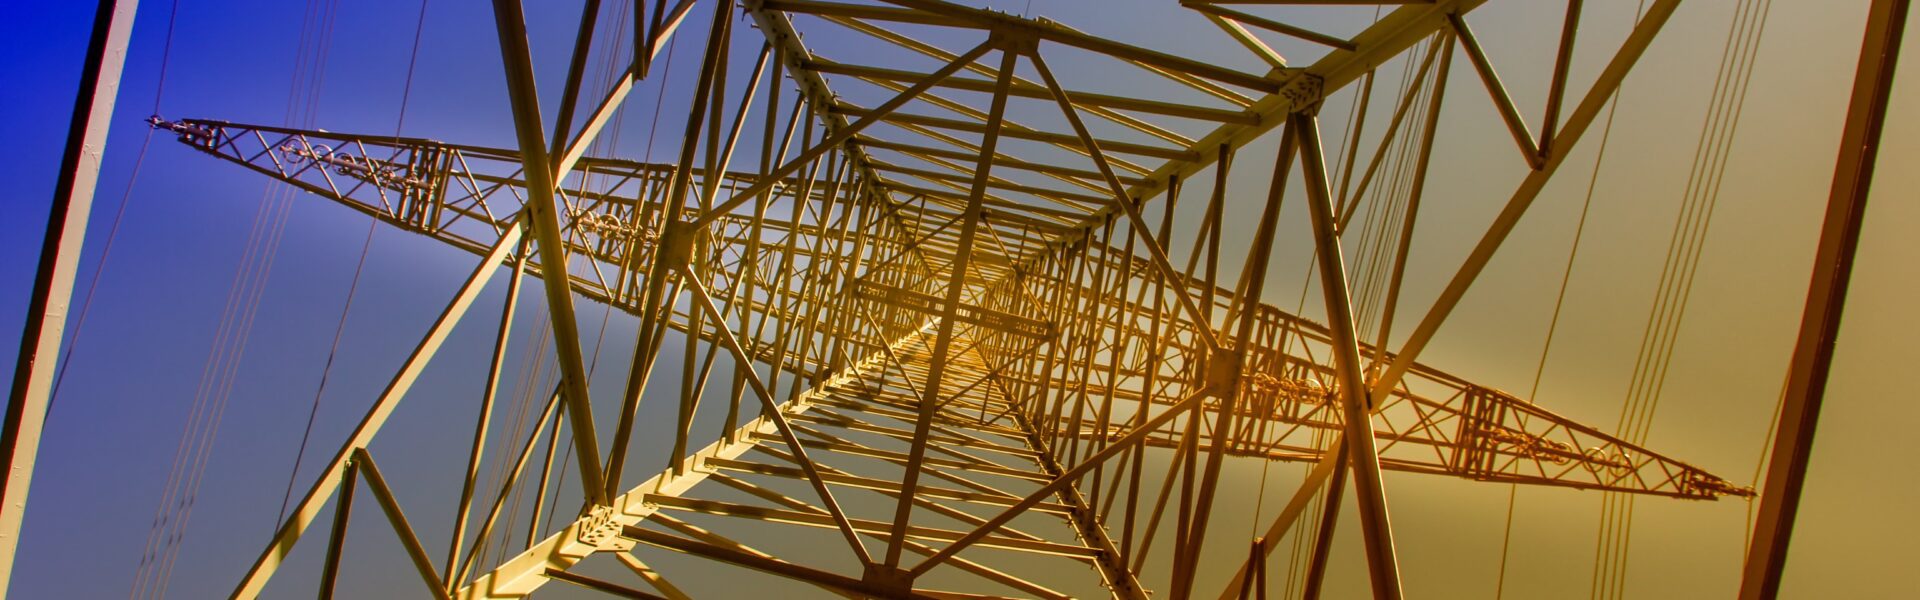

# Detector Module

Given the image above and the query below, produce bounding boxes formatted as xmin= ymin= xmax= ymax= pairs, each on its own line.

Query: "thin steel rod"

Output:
xmin=1028 ymin=49 xmax=1222 ymax=352
xmin=910 ymin=387 xmax=1214 ymax=577
xmin=690 ymin=39 xmax=996 ymax=230
xmin=1214 ymin=438 xmax=1346 ymax=600
xmin=1538 ymin=0 xmax=1585 ymax=155
xmin=353 ymin=449 xmax=454 ymax=600
xmin=443 ymin=246 xmax=525 ymax=589
xmin=883 ymin=48 xmax=1019 ymax=572
xmin=317 ymin=463 xmax=358 ymax=600
xmin=1177 ymin=123 xmax=1298 ymax=599
xmin=1370 ymin=31 xmax=1454 ymax=371
xmin=544 ymin=568 xmax=671 ymax=599
xmin=1447 ymin=12 xmax=1543 ymax=168
xmin=1300 ymin=441 xmax=1349 ymax=600
xmin=456 ymin=388 xmax=562 ymax=584
xmin=606 ymin=0 xmax=735 ymax=495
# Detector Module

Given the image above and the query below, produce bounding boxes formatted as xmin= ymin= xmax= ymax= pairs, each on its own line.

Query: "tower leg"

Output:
xmin=1740 ymin=0 xmax=1909 ymax=596
xmin=0 ymin=0 xmax=142 ymax=595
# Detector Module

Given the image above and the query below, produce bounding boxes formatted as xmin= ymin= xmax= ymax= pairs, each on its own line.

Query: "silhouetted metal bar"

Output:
xmin=1739 ymin=0 xmax=1908 ymax=596
xmin=1184 ymin=2 xmax=1357 ymax=51
xmin=544 ymin=568 xmax=670 ymax=600
xmin=0 ymin=0 xmax=139 ymax=594
xmin=1215 ymin=438 xmax=1345 ymax=600
xmin=318 ymin=463 xmax=358 ymax=599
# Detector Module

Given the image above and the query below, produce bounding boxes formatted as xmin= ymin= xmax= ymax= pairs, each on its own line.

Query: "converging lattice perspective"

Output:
xmin=5 ymin=0 xmax=1914 ymax=598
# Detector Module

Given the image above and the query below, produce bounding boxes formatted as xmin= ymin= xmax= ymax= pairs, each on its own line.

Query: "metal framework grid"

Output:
xmin=7 ymin=0 xmax=1905 ymax=598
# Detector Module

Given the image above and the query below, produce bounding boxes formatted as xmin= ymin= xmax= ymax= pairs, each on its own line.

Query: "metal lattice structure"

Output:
xmin=7 ymin=0 xmax=1907 ymax=598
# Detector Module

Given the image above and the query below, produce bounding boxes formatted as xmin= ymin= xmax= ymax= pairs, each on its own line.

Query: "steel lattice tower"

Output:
xmin=4 ymin=0 xmax=1906 ymax=598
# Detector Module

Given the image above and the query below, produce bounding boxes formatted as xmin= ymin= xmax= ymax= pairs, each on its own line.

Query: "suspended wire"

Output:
xmin=1741 ymin=371 xmax=1790 ymax=561
xmin=479 ymin=314 xmax=550 ymax=570
xmin=1493 ymin=3 xmax=1633 ymax=593
xmin=271 ymin=216 xmax=375 ymax=528
xmin=1350 ymin=51 xmax=1434 ymax=342
xmin=272 ymin=0 xmax=431 ymax=530
xmin=494 ymin=347 xmax=554 ymax=567
xmin=47 ymin=0 xmax=183 ymax=411
xmin=130 ymin=0 xmax=344 ymax=597
xmin=1592 ymin=0 xmax=1771 ymax=596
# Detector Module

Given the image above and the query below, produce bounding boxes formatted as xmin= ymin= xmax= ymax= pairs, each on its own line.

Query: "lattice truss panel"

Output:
xmin=149 ymin=0 xmax=1754 ymax=597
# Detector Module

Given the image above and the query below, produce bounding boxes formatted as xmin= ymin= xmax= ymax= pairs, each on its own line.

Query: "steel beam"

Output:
xmin=1296 ymin=111 xmax=1403 ymax=599
xmin=0 ymin=0 xmax=140 ymax=594
xmin=488 ymin=0 xmax=610 ymax=504
xmin=1739 ymin=0 xmax=1908 ymax=596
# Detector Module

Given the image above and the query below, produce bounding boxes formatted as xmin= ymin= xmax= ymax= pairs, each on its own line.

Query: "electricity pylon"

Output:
xmin=25 ymin=0 xmax=1906 ymax=597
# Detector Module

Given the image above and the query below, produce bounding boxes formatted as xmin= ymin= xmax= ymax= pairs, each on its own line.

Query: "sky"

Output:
xmin=1 ymin=0 xmax=1916 ymax=598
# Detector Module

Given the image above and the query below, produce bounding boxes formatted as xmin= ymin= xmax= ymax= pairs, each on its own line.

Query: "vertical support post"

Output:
xmin=1295 ymin=111 xmax=1404 ymax=599
xmin=0 ymin=1 xmax=139 ymax=593
xmin=1739 ymin=0 xmax=1908 ymax=596
xmin=488 ymin=0 xmax=609 ymax=505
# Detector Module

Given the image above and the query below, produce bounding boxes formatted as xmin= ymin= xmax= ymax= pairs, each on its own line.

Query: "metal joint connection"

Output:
xmin=1204 ymin=347 xmax=1244 ymax=398
xmin=575 ymin=504 xmax=627 ymax=549
xmin=860 ymin=563 xmax=916 ymax=597
xmin=1278 ymin=72 xmax=1327 ymax=115
xmin=986 ymin=28 xmax=1041 ymax=55
xmin=657 ymin=219 xmax=702 ymax=272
